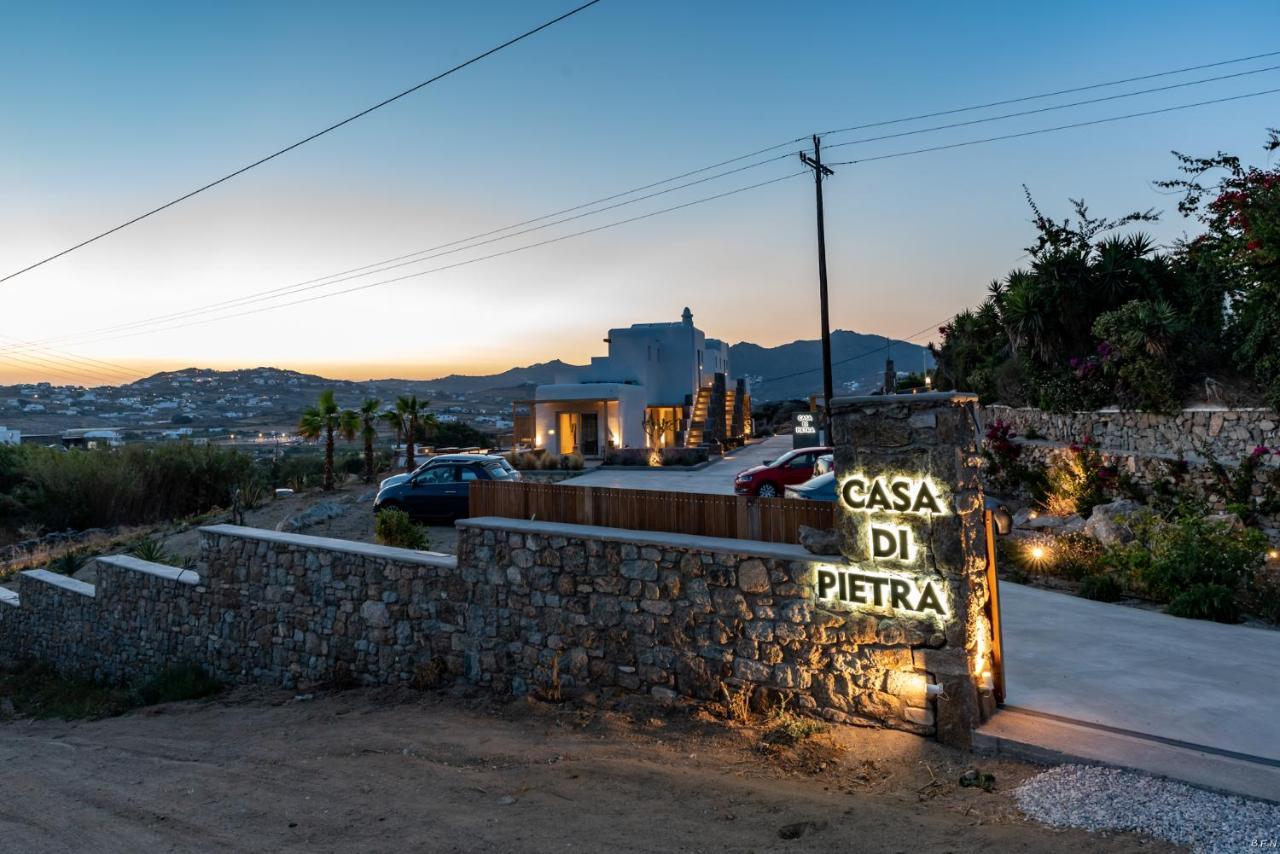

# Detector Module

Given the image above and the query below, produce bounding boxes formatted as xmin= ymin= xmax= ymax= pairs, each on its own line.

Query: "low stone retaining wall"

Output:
xmin=981 ymin=406 xmax=1279 ymax=534
xmin=0 ymin=519 xmax=970 ymax=741
xmin=983 ymin=405 xmax=1278 ymax=465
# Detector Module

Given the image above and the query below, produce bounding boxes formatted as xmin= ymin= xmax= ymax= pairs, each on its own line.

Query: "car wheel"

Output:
xmin=757 ymin=483 xmax=779 ymax=498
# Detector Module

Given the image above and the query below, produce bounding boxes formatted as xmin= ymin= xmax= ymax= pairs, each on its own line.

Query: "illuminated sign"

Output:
xmin=792 ymin=412 xmax=821 ymax=448
xmin=818 ymin=472 xmax=951 ymax=618
xmin=840 ymin=475 xmax=945 ymax=515
xmin=815 ymin=566 xmax=947 ymax=616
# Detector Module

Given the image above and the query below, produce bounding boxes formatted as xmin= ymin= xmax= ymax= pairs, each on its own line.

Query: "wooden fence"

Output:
xmin=469 ymin=480 xmax=835 ymax=545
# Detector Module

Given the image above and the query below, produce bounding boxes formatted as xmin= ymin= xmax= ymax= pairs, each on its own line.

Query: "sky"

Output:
xmin=2 ymin=0 xmax=1278 ymax=386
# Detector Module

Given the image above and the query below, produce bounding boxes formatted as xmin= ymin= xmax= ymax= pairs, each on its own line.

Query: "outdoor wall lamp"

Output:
xmin=988 ymin=503 xmax=1013 ymax=536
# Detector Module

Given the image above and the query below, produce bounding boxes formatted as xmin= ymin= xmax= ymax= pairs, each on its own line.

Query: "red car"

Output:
xmin=734 ymin=446 xmax=832 ymax=497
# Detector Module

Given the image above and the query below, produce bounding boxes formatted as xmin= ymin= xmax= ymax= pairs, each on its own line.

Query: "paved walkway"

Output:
xmin=1000 ymin=581 xmax=1280 ymax=762
xmin=566 ymin=435 xmax=795 ymax=494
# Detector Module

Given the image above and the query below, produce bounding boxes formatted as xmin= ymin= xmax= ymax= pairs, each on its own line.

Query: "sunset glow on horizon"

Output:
xmin=4 ymin=1 xmax=1277 ymax=387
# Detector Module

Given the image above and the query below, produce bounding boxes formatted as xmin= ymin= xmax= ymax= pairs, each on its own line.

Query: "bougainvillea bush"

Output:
xmin=932 ymin=130 xmax=1280 ymax=412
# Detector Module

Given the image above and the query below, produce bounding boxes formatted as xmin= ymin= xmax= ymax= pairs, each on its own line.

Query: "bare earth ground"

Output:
xmin=0 ymin=688 xmax=1175 ymax=854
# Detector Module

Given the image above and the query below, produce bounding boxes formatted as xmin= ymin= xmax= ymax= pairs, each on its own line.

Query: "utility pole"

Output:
xmin=800 ymin=135 xmax=835 ymax=426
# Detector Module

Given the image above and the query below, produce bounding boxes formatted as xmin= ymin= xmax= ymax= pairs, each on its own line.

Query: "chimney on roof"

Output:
xmin=681 ymin=307 xmax=693 ymax=326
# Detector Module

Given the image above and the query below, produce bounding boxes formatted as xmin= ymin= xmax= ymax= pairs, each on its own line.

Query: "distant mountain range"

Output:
xmin=116 ymin=331 xmax=933 ymax=402
xmin=407 ymin=330 xmax=932 ymax=401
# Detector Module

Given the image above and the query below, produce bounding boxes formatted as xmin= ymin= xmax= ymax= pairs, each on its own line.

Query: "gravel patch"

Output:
xmin=1015 ymin=765 xmax=1280 ymax=853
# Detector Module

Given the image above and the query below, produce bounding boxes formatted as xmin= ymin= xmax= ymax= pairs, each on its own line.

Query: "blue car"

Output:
xmin=784 ymin=471 xmax=836 ymax=501
xmin=374 ymin=454 xmax=517 ymax=521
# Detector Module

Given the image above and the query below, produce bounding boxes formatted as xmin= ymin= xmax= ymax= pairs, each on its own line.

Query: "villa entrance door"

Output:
xmin=581 ymin=413 xmax=599 ymax=456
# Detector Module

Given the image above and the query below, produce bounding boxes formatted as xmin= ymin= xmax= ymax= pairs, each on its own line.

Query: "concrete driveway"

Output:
xmin=1000 ymin=581 xmax=1280 ymax=762
xmin=566 ymin=434 xmax=797 ymax=494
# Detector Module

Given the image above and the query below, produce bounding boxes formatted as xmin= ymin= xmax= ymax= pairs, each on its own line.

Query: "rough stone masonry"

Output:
xmin=830 ymin=392 xmax=995 ymax=745
xmin=0 ymin=394 xmax=996 ymax=746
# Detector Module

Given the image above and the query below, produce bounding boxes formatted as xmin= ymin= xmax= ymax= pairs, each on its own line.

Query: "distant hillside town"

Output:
xmin=0 ymin=322 xmax=932 ymax=447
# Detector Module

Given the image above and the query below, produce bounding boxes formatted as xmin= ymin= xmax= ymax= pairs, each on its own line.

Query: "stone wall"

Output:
xmin=0 ymin=520 xmax=959 ymax=738
xmin=982 ymin=404 xmax=1280 ymax=534
xmin=830 ymin=393 xmax=994 ymax=745
xmin=0 ymin=558 xmax=202 ymax=683
xmin=454 ymin=519 xmax=944 ymax=736
xmin=983 ymin=405 xmax=1279 ymax=464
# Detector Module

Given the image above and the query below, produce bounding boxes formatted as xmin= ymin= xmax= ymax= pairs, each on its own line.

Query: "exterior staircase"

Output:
xmin=685 ymin=386 xmax=711 ymax=446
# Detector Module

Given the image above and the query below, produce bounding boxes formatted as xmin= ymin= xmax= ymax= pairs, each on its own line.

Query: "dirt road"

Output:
xmin=0 ymin=688 xmax=1172 ymax=853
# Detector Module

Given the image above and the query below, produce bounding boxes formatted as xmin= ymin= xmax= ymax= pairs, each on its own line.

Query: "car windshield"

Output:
xmin=484 ymin=462 xmax=512 ymax=480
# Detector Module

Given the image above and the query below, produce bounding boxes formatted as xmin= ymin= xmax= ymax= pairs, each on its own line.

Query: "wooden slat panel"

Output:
xmin=468 ymin=480 xmax=835 ymax=545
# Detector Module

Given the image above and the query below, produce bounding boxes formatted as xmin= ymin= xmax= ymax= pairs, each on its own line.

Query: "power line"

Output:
xmin=0 ymin=335 xmax=138 ymax=382
xmin=824 ymin=62 xmax=1280 ymax=152
xmin=6 ymin=47 xmax=1275 ymax=356
xmin=819 ymin=48 xmax=1280 ymax=136
xmin=0 ymin=348 xmax=130 ymax=385
xmin=0 ymin=334 xmax=138 ymax=378
xmin=63 ymin=170 xmax=811 ymax=346
xmin=0 ymin=0 xmax=606 ymax=287
xmin=826 ymin=87 xmax=1280 ymax=167
xmin=5 ymin=50 xmax=1279 ymax=374
xmin=16 ymin=152 xmax=797 ymax=348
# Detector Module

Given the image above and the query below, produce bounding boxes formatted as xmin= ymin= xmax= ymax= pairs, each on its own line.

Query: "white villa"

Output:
xmin=515 ymin=308 xmax=750 ymax=456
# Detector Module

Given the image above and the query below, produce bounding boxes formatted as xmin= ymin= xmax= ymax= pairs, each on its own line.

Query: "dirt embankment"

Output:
xmin=0 ymin=687 xmax=1175 ymax=853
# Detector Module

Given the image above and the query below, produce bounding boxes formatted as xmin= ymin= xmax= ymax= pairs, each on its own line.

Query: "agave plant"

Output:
xmin=48 ymin=549 xmax=88 ymax=576
xmin=297 ymin=390 xmax=358 ymax=491
xmin=129 ymin=539 xmax=172 ymax=565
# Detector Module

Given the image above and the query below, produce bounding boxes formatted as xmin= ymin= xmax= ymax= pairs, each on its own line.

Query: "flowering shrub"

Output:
xmin=980 ymin=419 xmax=1046 ymax=497
xmin=1043 ymin=436 xmax=1116 ymax=516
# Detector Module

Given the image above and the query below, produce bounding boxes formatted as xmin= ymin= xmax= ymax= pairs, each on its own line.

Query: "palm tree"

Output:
xmin=297 ymin=390 xmax=358 ymax=491
xmin=357 ymin=398 xmax=381 ymax=483
xmin=382 ymin=394 xmax=428 ymax=471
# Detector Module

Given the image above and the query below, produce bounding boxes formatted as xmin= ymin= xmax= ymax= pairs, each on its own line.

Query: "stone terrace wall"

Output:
xmin=982 ymin=405 xmax=1279 ymax=464
xmin=0 ymin=558 xmax=206 ymax=683
xmin=0 ymin=521 xmax=960 ymax=739
xmin=981 ymin=405 xmax=1280 ymax=535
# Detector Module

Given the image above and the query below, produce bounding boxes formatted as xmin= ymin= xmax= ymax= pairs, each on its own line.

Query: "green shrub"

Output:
xmin=1166 ymin=583 xmax=1240 ymax=623
xmin=1135 ymin=514 xmax=1265 ymax=603
xmin=1053 ymin=533 xmax=1104 ymax=581
xmin=273 ymin=451 xmax=326 ymax=490
xmin=375 ymin=508 xmax=428 ymax=550
xmin=11 ymin=443 xmax=256 ymax=531
xmin=661 ymin=447 xmax=709 ymax=467
xmin=1246 ymin=567 xmax=1280 ymax=624
xmin=1080 ymin=573 xmax=1123 ymax=602
xmin=1102 ymin=511 xmax=1267 ymax=621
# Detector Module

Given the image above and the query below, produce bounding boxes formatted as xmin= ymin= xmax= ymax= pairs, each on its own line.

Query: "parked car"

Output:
xmin=785 ymin=471 xmax=836 ymax=501
xmin=733 ymin=446 xmax=832 ymax=497
xmin=379 ymin=453 xmax=520 ymax=491
xmin=374 ymin=454 xmax=516 ymax=521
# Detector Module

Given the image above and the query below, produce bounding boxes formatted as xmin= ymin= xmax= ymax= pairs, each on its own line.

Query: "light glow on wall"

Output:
xmin=838 ymin=473 xmax=948 ymax=516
